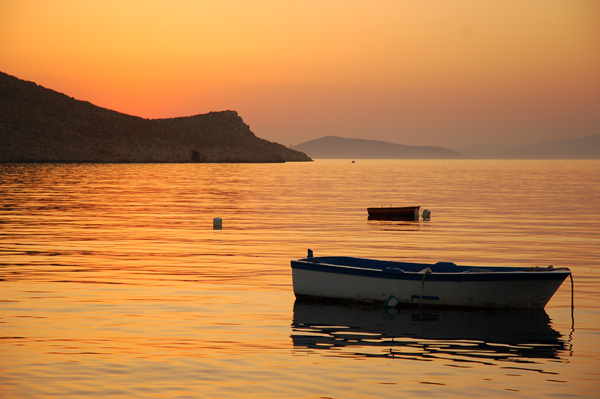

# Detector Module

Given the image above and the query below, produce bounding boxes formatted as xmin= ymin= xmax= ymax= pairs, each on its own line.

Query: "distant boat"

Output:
xmin=367 ymin=205 xmax=421 ymax=220
xmin=291 ymin=252 xmax=571 ymax=309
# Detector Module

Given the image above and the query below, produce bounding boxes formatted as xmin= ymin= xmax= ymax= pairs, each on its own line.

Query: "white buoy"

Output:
xmin=422 ymin=209 xmax=431 ymax=220
xmin=213 ymin=217 xmax=222 ymax=230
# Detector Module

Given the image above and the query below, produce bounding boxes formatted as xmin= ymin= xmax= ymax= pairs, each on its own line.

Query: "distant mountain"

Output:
xmin=292 ymin=136 xmax=466 ymax=159
xmin=457 ymin=135 xmax=600 ymax=159
xmin=292 ymin=134 xmax=600 ymax=160
xmin=0 ymin=71 xmax=311 ymax=163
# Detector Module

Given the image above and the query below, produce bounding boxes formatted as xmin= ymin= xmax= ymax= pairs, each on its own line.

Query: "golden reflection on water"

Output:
xmin=1 ymin=160 xmax=599 ymax=398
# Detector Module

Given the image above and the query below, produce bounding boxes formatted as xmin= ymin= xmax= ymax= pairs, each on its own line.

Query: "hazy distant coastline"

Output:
xmin=2 ymin=70 xmax=597 ymax=162
xmin=293 ymin=136 xmax=466 ymax=159
xmin=455 ymin=135 xmax=600 ymax=159
xmin=0 ymin=71 xmax=311 ymax=163
xmin=294 ymin=135 xmax=600 ymax=159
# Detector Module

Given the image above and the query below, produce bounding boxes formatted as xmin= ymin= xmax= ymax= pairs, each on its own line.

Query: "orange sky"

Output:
xmin=2 ymin=0 xmax=599 ymax=147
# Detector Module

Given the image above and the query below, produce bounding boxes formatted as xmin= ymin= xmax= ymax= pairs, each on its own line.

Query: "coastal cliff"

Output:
xmin=0 ymin=71 xmax=311 ymax=163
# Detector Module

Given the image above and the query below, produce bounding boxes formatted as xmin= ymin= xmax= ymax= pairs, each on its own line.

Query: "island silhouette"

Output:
xmin=0 ymin=71 xmax=311 ymax=163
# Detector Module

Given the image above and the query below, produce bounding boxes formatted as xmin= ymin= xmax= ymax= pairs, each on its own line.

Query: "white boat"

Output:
xmin=291 ymin=251 xmax=571 ymax=309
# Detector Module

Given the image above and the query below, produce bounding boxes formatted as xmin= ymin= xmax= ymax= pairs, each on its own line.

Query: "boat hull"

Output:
xmin=367 ymin=206 xmax=420 ymax=221
xmin=291 ymin=257 xmax=570 ymax=309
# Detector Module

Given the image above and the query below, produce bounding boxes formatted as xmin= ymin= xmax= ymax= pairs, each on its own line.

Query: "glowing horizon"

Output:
xmin=1 ymin=0 xmax=599 ymax=147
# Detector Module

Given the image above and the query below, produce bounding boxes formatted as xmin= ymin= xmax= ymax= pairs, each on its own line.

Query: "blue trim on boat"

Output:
xmin=411 ymin=295 xmax=440 ymax=301
xmin=291 ymin=257 xmax=570 ymax=283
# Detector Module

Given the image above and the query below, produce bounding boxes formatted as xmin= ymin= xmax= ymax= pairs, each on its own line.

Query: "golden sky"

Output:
xmin=2 ymin=0 xmax=599 ymax=147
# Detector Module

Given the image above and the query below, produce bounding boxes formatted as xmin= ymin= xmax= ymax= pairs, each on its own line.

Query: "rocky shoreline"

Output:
xmin=0 ymin=71 xmax=311 ymax=163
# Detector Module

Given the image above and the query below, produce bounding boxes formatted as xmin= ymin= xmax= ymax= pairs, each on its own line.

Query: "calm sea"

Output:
xmin=1 ymin=160 xmax=599 ymax=398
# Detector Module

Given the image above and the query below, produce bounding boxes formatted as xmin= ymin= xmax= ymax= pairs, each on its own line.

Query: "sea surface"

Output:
xmin=1 ymin=160 xmax=599 ymax=398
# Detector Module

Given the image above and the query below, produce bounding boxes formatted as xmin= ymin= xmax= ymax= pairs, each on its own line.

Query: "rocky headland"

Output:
xmin=0 ymin=71 xmax=311 ymax=163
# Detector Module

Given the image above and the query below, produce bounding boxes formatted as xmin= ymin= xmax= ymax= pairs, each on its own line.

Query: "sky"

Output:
xmin=1 ymin=0 xmax=599 ymax=148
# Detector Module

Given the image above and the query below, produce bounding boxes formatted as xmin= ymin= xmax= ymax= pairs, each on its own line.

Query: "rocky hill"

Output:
xmin=292 ymin=136 xmax=466 ymax=159
xmin=0 ymin=71 xmax=311 ymax=163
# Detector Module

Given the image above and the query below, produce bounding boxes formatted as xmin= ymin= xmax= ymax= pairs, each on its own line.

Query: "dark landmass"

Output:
xmin=0 ymin=71 xmax=311 ymax=163
xmin=456 ymin=135 xmax=600 ymax=159
xmin=292 ymin=136 xmax=466 ymax=159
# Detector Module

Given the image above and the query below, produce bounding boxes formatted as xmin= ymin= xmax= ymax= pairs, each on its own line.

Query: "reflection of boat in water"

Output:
xmin=291 ymin=301 xmax=568 ymax=363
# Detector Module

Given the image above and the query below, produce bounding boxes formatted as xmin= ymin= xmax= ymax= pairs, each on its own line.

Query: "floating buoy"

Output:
xmin=422 ymin=209 xmax=431 ymax=220
xmin=213 ymin=217 xmax=222 ymax=230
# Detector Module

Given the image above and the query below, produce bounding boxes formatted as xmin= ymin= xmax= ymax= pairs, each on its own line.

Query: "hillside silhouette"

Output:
xmin=294 ymin=134 xmax=600 ymax=159
xmin=0 ymin=71 xmax=311 ymax=163
xmin=293 ymin=136 xmax=466 ymax=159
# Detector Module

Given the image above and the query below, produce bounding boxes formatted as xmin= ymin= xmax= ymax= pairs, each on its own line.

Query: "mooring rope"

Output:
xmin=570 ymin=271 xmax=574 ymax=336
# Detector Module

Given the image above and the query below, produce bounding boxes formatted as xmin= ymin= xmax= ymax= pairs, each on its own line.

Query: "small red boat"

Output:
xmin=367 ymin=206 xmax=421 ymax=221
